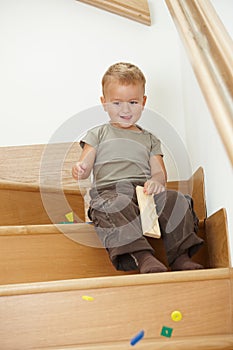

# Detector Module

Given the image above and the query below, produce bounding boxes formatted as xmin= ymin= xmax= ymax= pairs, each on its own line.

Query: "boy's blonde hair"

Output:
xmin=102 ymin=62 xmax=146 ymax=96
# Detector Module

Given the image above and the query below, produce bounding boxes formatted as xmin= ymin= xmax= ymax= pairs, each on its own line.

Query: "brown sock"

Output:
xmin=171 ymin=253 xmax=203 ymax=271
xmin=132 ymin=250 xmax=168 ymax=274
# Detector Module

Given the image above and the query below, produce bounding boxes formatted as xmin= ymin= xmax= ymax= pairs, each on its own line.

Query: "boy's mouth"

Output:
xmin=120 ymin=115 xmax=132 ymax=120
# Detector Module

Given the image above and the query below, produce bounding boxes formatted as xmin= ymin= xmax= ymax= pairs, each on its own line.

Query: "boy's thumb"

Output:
xmin=80 ymin=163 xmax=87 ymax=170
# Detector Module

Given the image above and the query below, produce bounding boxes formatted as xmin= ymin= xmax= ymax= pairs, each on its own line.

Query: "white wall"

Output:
xmin=0 ymin=0 xmax=185 ymax=147
xmin=179 ymin=0 xmax=233 ymax=264
xmin=0 ymin=0 xmax=232 ymax=261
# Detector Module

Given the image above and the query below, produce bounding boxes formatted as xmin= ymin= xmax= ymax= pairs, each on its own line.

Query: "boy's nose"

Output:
xmin=121 ymin=102 xmax=131 ymax=113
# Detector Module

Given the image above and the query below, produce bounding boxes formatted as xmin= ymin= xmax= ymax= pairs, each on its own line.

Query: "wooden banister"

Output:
xmin=165 ymin=0 xmax=233 ymax=165
xmin=77 ymin=0 xmax=151 ymax=25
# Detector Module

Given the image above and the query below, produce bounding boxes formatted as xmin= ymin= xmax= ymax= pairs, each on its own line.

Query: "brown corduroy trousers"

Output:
xmin=89 ymin=181 xmax=203 ymax=271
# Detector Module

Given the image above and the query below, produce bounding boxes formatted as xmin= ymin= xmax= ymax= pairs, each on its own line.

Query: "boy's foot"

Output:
xmin=170 ymin=253 xmax=203 ymax=271
xmin=131 ymin=250 xmax=168 ymax=274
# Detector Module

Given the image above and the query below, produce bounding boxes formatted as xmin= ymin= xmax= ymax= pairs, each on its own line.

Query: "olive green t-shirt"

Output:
xmin=80 ymin=123 xmax=163 ymax=188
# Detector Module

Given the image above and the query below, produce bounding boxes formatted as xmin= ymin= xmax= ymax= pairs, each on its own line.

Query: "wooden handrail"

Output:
xmin=77 ymin=0 xmax=151 ymax=25
xmin=165 ymin=0 xmax=233 ymax=165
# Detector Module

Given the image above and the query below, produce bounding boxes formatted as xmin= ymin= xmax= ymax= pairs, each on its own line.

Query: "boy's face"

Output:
xmin=100 ymin=81 xmax=147 ymax=129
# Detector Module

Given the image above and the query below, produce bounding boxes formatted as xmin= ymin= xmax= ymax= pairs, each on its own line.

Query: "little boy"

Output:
xmin=72 ymin=62 xmax=203 ymax=273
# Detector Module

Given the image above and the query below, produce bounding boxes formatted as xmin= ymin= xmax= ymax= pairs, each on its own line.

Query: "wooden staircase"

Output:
xmin=0 ymin=143 xmax=232 ymax=349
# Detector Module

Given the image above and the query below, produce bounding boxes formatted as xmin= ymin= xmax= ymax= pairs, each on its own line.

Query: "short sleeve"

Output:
xmin=80 ymin=127 xmax=100 ymax=149
xmin=150 ymin=133 xmax=163 ymax=157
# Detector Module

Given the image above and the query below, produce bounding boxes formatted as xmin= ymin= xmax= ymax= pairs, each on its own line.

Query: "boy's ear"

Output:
xmin=142 ymin=95 xmax=147 ymax=107
xmin=100 ymin=96 xmax=107 ymax=111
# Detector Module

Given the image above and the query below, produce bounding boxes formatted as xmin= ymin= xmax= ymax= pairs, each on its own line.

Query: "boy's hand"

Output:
xmin=72 ymin=162 xmax=87 ymax=180
xmin=144 ymin=180 xmax=165 ymax=195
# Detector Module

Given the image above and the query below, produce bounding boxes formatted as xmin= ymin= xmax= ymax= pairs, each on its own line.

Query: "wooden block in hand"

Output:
xmin=136 ymin=185 xmax=161 ymax=239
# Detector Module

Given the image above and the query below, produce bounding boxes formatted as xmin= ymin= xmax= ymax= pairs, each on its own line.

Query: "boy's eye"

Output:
xmin=111 ymin=101 xmax=139 ymax=107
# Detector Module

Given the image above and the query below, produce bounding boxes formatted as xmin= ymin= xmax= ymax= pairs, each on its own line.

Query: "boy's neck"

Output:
xmin=110 ymin=122 xmax=141 ymax=132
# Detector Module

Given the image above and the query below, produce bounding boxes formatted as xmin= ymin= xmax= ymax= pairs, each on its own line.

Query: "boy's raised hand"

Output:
xmin=143 ymin=179 xmax=165 ymax=195
xmin=72 ymin=162 xmax=87 ymax=180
